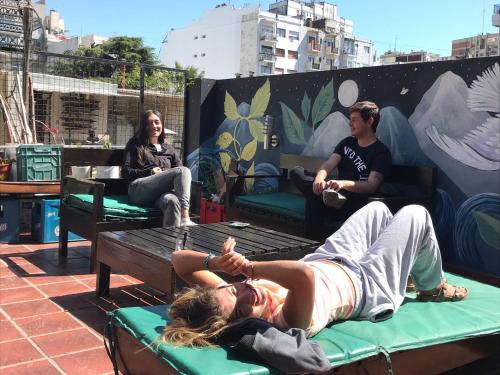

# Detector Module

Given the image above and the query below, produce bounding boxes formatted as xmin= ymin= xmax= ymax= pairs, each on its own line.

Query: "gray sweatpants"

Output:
xmin=303 ymin=201 xmax=444 ymax=321
xmin=128 ymin=166 xmax=192 ymax=227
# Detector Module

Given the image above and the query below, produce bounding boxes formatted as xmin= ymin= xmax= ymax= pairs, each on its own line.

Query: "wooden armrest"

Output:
xmin=61 ymin=176 xmax=105 ymax=220
xmin=62 ymin=176 xmax=105 ymax=196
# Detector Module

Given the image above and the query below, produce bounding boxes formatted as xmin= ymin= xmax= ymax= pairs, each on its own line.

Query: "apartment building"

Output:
xmin=451 ymin=5 xmax=500 ymax=59
xmin=451 ymin=33 xmax=499 ymax=58
xmin=160 ymin=1 xmax=374 ymax=79
xmin=379 ymin=50 xmax=440 ymax=65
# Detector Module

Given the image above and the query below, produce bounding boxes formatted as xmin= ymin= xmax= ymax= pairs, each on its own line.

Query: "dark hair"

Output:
xmin=135 ymin=110 xmax=164 ymax=166
xmin=136 ymin=109 xmax=165 ymax=145
xmin=349 ymin=101 xmax=380 ymax=132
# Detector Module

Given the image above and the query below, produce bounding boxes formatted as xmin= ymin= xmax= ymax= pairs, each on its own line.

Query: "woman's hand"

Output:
xmin=152 ymin=167 xmax=162 ymax=174
xmin=213 ymin=237 xmax=247 ymax=276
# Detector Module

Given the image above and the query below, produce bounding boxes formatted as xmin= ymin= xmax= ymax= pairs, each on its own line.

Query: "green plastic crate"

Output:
xmin=16 ymin=145 xmax=62 ymax=181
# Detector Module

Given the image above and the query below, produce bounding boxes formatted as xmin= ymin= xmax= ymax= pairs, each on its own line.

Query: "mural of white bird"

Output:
xmin=425 ymin=63 xmax=500 ymax=171
xmin=426 ymin=116 xmax=500 ymax=171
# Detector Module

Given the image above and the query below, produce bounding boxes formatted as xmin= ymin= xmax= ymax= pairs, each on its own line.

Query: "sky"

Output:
xmin=42 ymin=0 xmax=500 ymax=58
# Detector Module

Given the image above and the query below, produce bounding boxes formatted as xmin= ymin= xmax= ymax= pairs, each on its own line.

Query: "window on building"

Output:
xmin=193 ymin=54 xmax=198 ymax=58
xmin=308 ymin=56 xmax=314 ymax=62
xmin=289 ymin=31 xmax=299 ymax=41
xmin=194 ymin=36 xmax=198 ymax=40
xmin=326 ymin=58 xmax=333 ymax=66
xmin=201 ymin=53 xmax=206 ymax=57
xmin=364 ymin=46 xmax=370 ymax=54
xmin=260 ymin=65 xmax=272 ymax=75
xmin=277 ymin=28 xmax=286 ymax=38
xmin=202 ymin=35 xmax=206 ymax=38
xmin=275 ymin=48 xmax=285 ymax=57
xmin=262 ymin=25 xmax=274 ymax=35
xmin=261 ymin=45 xmax=273 ymax=54
xmin=275 ymin=67 xmax=284 ymax=74
xmin=288 ymin=50 xmax=298 ymax=59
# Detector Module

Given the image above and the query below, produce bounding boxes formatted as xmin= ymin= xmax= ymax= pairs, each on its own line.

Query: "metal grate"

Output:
xmin=0 ymin=49 xmax=187 ymax=156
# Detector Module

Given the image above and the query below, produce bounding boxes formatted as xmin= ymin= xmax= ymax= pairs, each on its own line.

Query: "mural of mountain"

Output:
xmin=409 ymin=71 xmax=489 ymax=143
xmin=376 ymin=106 xmax=430 ymax=166
xmin=301 ymin=112 xmax=350 ymax=158
xmin=409 ymin=70 xmax=498 ymax=197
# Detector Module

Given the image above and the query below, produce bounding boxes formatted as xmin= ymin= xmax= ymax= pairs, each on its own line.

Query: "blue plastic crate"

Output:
xmin=16 ymin=145 xmax=62 ymax=181
xmin=0 ymin=199 xmax=20 ymax=243
xmin=31 ymin=199 xmax=84 ymax=243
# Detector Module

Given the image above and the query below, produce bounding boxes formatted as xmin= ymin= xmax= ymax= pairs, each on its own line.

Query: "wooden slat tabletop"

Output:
xmin=101 ymin=222 xmax=320 ymax=263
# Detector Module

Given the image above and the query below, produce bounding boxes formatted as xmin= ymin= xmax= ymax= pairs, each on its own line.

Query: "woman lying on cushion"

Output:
xmin=160 ymin=202 xmax=468 ymax=347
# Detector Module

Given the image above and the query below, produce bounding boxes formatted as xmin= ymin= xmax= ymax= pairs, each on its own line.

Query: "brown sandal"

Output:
xmin=417 ymin=280 xmax=468 ymax=302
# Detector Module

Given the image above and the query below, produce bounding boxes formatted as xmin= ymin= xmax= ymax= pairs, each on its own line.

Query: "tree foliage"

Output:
xmin=48 ymin=36 xmax=187 ymax=91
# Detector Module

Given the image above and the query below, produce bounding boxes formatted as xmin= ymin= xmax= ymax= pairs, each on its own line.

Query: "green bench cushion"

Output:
xmin=235 ymin=192 xmax=306 ymax=221
xmin=64 ymin=194 xmax=161 ymax=220
xmin=109 ymin=273 xmax=500 ymax=375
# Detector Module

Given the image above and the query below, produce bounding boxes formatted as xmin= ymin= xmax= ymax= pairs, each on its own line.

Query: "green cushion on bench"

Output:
xmin=109 ymin=273 xmax=500 ymax=375
xmin=235 ymin=192 xmax=306 ymax=221
xmin=65 ymin=194 xmax=161 ymax=220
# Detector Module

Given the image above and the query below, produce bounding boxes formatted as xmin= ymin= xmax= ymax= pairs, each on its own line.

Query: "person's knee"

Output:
xmin=177 ymin=166 xmax=190 ymax=176
xmin=365 ymin=201 xmax=390 ymax=215
xmin=398 ymin=204 xmax=429 ymax=225
xmin=159 ymin=194 xmax=181 ymax=210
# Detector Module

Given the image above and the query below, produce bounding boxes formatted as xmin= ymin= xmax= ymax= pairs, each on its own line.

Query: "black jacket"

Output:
xmin=121 ymin=137 xmax=181 ymax=183
xmin=218 ymin=318 xmax=331 ymax=374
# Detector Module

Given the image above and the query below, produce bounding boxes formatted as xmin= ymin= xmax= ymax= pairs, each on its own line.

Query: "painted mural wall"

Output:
xmin=186 ymin=57 xmax=499 ymax=276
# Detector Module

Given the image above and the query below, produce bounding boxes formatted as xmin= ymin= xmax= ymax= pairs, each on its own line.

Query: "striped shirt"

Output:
xmin=251 ymin=260 xmax=356 ymax=337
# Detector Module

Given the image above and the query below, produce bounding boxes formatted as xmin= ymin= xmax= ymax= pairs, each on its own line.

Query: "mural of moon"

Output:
xmin=338 ymin=80 xmax=359 ymax=107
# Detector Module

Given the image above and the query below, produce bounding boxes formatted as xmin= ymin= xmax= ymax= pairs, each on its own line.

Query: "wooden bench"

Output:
xmin=58 ymin=148 xmax=201 ymax=273
xmin=225 ymin=153 xmax=436 ymax=237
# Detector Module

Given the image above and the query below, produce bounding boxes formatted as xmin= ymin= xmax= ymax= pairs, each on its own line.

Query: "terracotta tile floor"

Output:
xmin=0 ymin=237 xmax=169 ymax=375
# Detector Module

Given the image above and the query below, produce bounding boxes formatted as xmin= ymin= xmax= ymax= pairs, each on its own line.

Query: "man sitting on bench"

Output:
xmin=291 ymin=101 xmax=392 ymax=240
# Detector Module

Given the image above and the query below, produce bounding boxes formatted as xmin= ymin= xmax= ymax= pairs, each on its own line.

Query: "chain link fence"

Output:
xmin=0 ymin=49 xmax=187 ymax=154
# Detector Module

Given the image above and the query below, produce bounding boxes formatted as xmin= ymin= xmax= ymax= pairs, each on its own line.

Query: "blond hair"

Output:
xmin=158 ymin=286 xmax=230 ymax=347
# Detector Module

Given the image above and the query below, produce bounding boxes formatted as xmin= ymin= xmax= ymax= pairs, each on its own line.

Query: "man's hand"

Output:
xmin=312 ymin=177 xmax=326 ymax=195
xmin=326 ymin=179 xmax=346 ymax=191
xmin=152 ymin=167 xmax=162 ymax=174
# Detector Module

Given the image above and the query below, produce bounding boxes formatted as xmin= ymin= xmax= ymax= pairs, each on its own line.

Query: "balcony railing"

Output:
xmin=260 ymin=33 xmax=278 ymax=42
xmin=259 ymin=53 xmax=276 ymax=63
xmin=307 ymin=43 xmax=321 ymax=53
xmin=325 ymin=47 xmax=339 ymax=55
xmin=306 ymin=61 xmax=320 ymax=71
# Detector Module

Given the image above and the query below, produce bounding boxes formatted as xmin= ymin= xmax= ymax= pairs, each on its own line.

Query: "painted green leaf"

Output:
xmin=219 ymin=152 xmax=231 ymax=173
xmin=280 ymin=102 xmax=306 ymax=145
xmin=249 ymin=79 xmax=270 ymax=118
xmin=241 ymin=139 xmax=257 ymax=161
xmin=216 ymin=132 xmax=234 ymax=149
xmin=245 ymin=161 xmax=255 ymax=192
xmin=224 ymin=91 xmax=240 ymax=120
xmin=248 ymin=119 xmax=264 ymax=142
xmin=301 ymin=91 xmax=311 ymax=123
xmin=311 ymin=79 xmax=334 ymax=128
xmin=473 ymin=210 xmax=500 ymax=250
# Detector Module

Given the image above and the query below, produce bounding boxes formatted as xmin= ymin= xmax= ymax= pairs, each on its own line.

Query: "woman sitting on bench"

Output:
xmin=122 ymin=110 xmax=196 ymax=227
xmin=161 ymin=202 xmax=468 ymax=347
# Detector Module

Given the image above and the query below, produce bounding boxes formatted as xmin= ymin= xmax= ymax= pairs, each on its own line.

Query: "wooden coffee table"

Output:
xmin=96 ymin=223 xmax=320 ymax=298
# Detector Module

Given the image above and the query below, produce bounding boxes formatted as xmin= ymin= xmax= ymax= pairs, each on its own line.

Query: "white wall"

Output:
xmin=160 ymin=5 xmax=258 ymax=79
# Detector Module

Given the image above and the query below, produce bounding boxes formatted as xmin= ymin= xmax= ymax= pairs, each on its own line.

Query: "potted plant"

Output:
xmin=0 ymin=158 xmax=13 ymax=181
